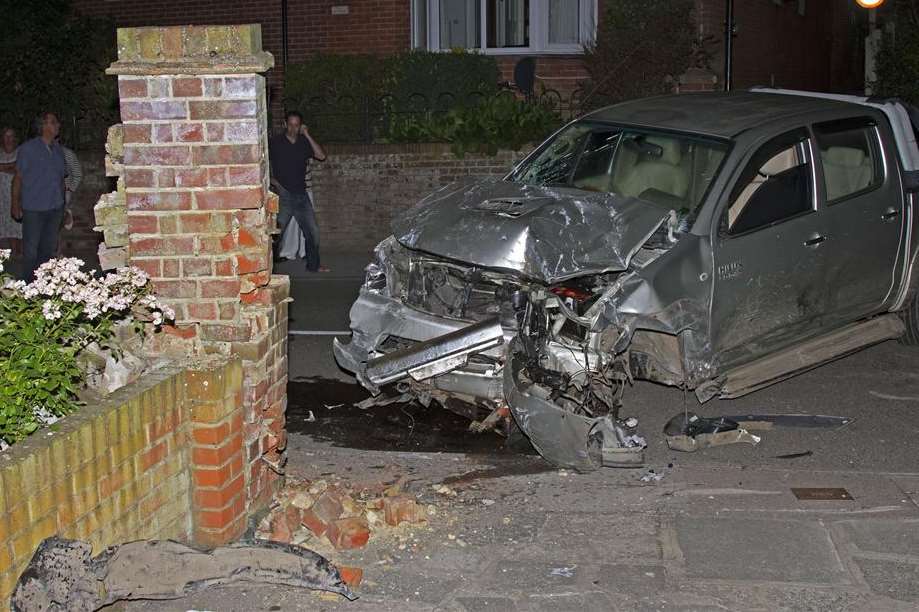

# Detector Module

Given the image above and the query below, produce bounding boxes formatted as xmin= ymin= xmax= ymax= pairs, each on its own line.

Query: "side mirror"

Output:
xmin=904 ymin=170 xmax=919 ymax=194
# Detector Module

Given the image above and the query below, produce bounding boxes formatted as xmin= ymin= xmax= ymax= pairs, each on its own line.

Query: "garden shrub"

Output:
xmin=0 ymin=0 xmax=117 ymax=145
xmin=872 ymin=3 xmax=919 ymax=105
xmin=0 ymin=253 xmax=171 ymax=446
xmin=385 ymin=92 xmax=562 ymax=157
xmin=581 ymin=0 xmax=696 ymax=110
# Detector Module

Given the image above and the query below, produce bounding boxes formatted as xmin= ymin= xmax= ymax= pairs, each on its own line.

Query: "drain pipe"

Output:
xmin=724 ymin=0 xmax=734 ymax=91
xmin=281 ymin=0 xmax=289 ymax=66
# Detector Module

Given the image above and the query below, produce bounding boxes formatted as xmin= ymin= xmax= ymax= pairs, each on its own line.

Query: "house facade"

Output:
xmin=75 ymin=0 xmax=864 ymax=121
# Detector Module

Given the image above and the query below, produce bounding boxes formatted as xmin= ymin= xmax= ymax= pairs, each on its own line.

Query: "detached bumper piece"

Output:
xmin=504 ymin=343 xmax=645 ymax=472
xmin=364 ymin=317 xmax=504 ymax=385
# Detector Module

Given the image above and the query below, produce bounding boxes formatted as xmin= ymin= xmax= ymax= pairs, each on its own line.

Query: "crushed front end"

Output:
xmin=334 ymin=236 xmax=656 ymax=472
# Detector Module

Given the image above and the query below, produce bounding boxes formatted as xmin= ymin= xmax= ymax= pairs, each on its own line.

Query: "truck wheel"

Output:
xmin=900 ymin=294 xmax=919 ymax=346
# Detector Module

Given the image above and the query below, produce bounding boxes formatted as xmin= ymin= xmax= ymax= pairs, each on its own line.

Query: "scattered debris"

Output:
xmin=663 ymin=412 xmax=761 ymax=452
xmin=868 ymin=390 xmax=919 ymax=402
xmin=468 ymin=405 xmax=510 ymax=433
xmin=355 ymin=393 xmax=413 ymax=410
xmin=774 ymin=450 xmax=814 ymax=460
xmin=639 ymin=469 xmax=666 ymax=483
xmin=726 ymin=414 xmax=853 ymax=430
xmin=255 ymin=476 xmax=430 ymax=553
xmin=433 ymin=484 xmax=457 ymax=497
xmin=305 ymin=410 xmax=317 ymax=422
xmin=324 ymin=403 xmax=345 ymax=410
xmin=11 ymin=537 xmax=355 ymax=611
xmin=549 ymin=566 xmax=577 ymax=578
xmin=791 ymin=487 xmax=853 ymax=501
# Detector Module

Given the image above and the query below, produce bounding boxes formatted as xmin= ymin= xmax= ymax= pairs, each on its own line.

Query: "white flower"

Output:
xmin=152 ymin=311 xmax=164 ymax=326
xmin=2 ymin=279 xmax=25 ymax=292
xmin=42 ymin=300 xmax=62 ymax=321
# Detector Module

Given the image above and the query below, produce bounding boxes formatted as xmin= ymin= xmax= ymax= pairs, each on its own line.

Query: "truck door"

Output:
xmin=812 ymin=116 xmax=904 ymax=324
xmin=710 ymin=127 xmax=833 ymax=369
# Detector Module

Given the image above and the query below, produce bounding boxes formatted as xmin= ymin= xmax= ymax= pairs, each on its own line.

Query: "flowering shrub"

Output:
xmin=0 ymin=252 xmax=173 ymax=446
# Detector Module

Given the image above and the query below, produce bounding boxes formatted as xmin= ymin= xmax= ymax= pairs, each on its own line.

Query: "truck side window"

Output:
xmin=726 ymin=128 xmax=813 ymax=236
xmin=813 ymin=117 xmax=884 ymax=202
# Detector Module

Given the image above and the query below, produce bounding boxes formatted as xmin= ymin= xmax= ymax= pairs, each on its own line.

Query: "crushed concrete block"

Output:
xmin=327 ymin=518 xmax=371 ymax=550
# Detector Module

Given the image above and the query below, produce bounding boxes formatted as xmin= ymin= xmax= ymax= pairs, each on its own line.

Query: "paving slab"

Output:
xmin=674 ymin=516 xmax=849 ymax=584
xmin=854 ymin=558 xmax=919 ymax=603
xmin=839 ymin=519 xmax=919 ymax=558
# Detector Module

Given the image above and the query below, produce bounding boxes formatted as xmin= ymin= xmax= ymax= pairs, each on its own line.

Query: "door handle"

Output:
xmin=803 ymin=233 xmax=828 ymax=248
xmin=881 ymin=208 xmax=900 ymax=221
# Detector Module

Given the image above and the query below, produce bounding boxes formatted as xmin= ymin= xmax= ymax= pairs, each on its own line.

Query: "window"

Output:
xmin=727 ymin=129 xmax=814 ymax=235
xmin=813 ymin=117 xmax=884 ymax=203
xmin=512 ymin=122 xmax=728 ymax=212
xmin=412 ymin=0 xmax=597 ymax=54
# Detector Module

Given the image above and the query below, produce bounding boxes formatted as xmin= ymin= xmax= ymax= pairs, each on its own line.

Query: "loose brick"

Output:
xmin=163 ymin=323 xmax=197 ymax=339
xmin=327 ymin=517 xmax=370 ymax=550
xmin=338 ymin=567 xmax=363 ymax=587
xmin=383 ymin=495 xmax=424 ymax=526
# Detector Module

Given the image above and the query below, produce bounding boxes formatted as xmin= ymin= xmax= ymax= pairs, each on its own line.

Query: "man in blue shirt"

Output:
xmin=12 ymin=112 xmax=67 ymax=281
xmin=269 ymin=110 xmax=327 ymax=272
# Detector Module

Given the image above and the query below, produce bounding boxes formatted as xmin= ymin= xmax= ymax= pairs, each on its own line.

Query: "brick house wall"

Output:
xmin=75 ymin=0 xmax=863 ymax=113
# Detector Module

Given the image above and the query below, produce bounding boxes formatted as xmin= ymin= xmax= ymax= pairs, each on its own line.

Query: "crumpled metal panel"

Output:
xmin=504 ymin=350 xmax=599 ymax=472
xmin=391 ymin=178 xmax=672 ymax=284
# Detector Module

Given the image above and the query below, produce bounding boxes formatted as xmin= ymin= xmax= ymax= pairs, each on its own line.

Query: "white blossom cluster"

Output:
xmin=1 ymin=256 xmax=174 ymax=324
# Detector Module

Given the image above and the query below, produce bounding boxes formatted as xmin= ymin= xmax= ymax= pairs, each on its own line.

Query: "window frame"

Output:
xmin=812 ymin=116 xmax=887 ymax=207
xmin=722 ymin=127 xmax=819 ymax=239
xmin=412 ymin=0 xmax=598 ymax=55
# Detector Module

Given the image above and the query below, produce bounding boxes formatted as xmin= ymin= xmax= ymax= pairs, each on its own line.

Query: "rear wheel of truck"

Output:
xmin=900 ymin=293 xmax=919 ymax=345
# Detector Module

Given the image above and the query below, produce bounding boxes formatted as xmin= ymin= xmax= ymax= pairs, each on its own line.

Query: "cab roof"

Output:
xmin=585 ymin=91 xmax=868 ymax=139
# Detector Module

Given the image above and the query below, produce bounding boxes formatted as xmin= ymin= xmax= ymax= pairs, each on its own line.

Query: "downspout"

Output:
xmin=724 ymin=0 xmax=734 ymax=91
xmin=281 ymin=0 xmax=289 ymax=66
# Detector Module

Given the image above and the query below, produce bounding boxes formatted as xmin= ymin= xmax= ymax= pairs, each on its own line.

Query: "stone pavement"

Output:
xmin=127 ymin=436 xmax=919 ymax=611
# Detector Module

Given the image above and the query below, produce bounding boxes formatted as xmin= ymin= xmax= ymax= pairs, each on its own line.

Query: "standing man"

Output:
xmin=269 ymin=110 xmax=327 ymax=272
xmin=11 ymin=112 xmax=67 ymax=281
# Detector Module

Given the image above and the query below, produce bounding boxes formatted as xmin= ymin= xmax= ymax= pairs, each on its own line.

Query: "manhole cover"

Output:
xmin=791 ymin=487 xmax=853 ymax=501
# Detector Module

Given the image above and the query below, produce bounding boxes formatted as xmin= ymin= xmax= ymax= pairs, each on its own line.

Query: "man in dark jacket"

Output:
xmin=269 ymin=110 xmax=327 ymax=272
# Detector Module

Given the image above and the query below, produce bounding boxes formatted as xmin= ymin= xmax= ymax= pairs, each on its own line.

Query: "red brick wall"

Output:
xmin=75 ymin=0 xmax=861 ymax=120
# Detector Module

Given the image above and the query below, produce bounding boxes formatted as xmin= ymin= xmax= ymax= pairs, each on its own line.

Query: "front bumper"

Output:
xmin=333 ymin=290 xmax=511 ymax=400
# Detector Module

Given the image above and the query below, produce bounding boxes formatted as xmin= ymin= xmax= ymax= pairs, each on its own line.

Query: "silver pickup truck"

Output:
xmin=334 ymin=89 xmax=919 ymax=471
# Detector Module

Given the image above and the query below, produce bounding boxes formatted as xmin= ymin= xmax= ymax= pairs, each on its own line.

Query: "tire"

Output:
xmin=900 ymin=293 xmax=919 ymax=345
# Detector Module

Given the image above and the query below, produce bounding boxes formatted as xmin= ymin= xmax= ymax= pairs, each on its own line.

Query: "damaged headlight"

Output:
xmin=363 ymin=237 xmax=399 ymax=294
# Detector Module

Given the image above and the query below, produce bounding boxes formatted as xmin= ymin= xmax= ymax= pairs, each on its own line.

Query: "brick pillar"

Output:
xmin=187 ymin=363 xmax=246 ymax=546
xmin=101 ymin=25 xmax=290 ymax=544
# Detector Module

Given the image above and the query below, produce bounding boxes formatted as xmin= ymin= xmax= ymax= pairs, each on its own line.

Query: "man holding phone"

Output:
xmin=269 ymin=110 xmax=327 ymax=272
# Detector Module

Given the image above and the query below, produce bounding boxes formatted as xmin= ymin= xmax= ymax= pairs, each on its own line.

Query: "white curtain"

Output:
xmin=440 ymin=0 xmax=481 ymax=49
xmin=493 ymin=0 xmax=527 ymax=48
xmin=549 ymin=0 xmax=579 ymax=45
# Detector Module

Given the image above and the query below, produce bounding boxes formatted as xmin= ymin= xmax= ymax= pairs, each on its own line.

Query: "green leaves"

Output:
xmin=0 ymin=0 xmax=117 ymax=141
xmin=385 ymin=93 xmax=562 ymax=158
xmin=873 ymin=5 xmax=919 ymax=105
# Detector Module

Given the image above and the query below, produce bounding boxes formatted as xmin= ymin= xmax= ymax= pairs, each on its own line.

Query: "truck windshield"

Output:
xmin=511 ymin=122 xmax=729 ymax=212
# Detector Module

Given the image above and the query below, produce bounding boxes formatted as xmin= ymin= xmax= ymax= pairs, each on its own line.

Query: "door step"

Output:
xmin=717 ymin=314 xmax=905 ymax=399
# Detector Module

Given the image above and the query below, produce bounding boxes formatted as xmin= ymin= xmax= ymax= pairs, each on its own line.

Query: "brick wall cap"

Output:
xmin=109 ymin=25 xmax=273 ymax=75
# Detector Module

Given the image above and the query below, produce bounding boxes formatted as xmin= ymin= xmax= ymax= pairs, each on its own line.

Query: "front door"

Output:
xmin=812 ymin=116 xmax=904 ymax=324
xmin=710 ymin=128 xmax=833 ymax=370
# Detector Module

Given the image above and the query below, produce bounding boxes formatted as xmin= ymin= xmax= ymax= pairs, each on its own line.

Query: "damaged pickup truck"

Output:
xmin=334 ymin=89 xmax=919 ymax=471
